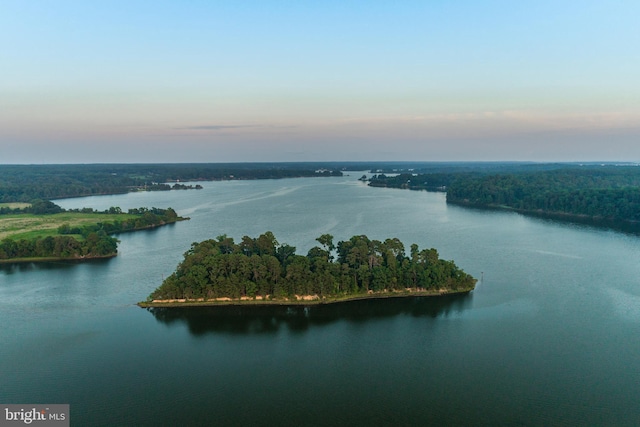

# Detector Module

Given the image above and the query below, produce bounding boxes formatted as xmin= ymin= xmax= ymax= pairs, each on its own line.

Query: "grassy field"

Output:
xmin=0 ymin=202 xmax=32 ymax=209
xmin=0 ymin=212 xmax=140 ymax=240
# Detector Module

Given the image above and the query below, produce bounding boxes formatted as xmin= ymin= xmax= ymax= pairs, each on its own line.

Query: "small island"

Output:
xmin=140 ymin=232 xmax=476 ymax=307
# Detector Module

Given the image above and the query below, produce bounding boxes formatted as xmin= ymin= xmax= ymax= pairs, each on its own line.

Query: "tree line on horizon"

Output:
xmin=0 ymin=164 xmax=342 ymax=203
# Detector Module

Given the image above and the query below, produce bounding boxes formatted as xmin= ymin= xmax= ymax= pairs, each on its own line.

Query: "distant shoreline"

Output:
xmin=0 ymin=253 xmax=117 ymax=264
xmin=447 ymin=200 xmax=640 ymax=231
xmin=137 ymin=288 xmax=473 ymax=308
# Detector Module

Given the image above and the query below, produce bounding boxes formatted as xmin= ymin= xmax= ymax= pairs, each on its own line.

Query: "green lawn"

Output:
xmin=0 ymin=212 xmax=139 ymax=240
xmin=0 ymin=202 xmax=32 ymax=209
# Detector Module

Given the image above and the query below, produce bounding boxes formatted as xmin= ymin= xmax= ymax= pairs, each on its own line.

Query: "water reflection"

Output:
xmin=112 ymin=221 xmax=177 ymax=236
xmin=146 ymin=293 xmax=473 ymax=336
xmin=452 ymin=202 xmax=640 ymax=235
xmin=0 ymin=257 xmax=114 ymax=274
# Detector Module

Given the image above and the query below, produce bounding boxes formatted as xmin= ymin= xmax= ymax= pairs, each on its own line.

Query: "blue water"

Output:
xmin=1 ymin=174 xmax=640 ymax=426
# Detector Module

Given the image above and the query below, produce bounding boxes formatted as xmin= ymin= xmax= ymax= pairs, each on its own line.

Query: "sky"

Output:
xmin=1 ymin=0 xmax=639 ymax=163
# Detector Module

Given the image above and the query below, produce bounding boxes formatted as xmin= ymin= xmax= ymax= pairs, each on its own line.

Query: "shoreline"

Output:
xmin=446 ymin=200 xmax=640 ymax=230
xmin=0 ymin=218 xmax=187 ymax=264
xmin=0 ymin=253 xmax=117 ymax=264
xmin=137 ymin=288 xmax=473 ymax=308
xmin=109 ymin=217 xmax=188 ymax=234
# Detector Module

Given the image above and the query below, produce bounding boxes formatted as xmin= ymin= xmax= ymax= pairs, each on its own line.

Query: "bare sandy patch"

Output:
xmin=294 ymin=294 xmax=320 ymax=301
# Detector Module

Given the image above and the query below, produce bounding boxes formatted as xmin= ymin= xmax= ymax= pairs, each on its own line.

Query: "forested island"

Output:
xmin=366 ymin=164 xmax=640 ymax=226
xmin=140 ymin=232 xmax=476 ymax=307
xmin=0 ymin=201 xmax=186 ymax=262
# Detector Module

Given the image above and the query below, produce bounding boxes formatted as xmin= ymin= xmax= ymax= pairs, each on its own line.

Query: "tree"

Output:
xmin=316 ymin=234 xmax=335 ymax=252
xmin=276 ymin=244 xmax=297 ymax=266
xmin=256 ymin=231 xmax=278 ymax=256
xmin=147 ymin=232 xmax=477 ymax=301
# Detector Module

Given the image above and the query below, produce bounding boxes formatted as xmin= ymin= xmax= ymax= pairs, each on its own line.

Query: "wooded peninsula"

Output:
xmin=446 ymin=166 xmax=640 ymax=223
xmin=140 ymin=232 xmax=476 ymax=307
xmin=0 ymin=201 xmax=186 ymax=262
xmin=367 ymin=164 xmax=640 ymax=226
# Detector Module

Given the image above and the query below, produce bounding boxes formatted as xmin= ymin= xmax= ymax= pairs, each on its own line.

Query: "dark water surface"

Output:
xmin=2 ymin=175 xmax=640 ymax=426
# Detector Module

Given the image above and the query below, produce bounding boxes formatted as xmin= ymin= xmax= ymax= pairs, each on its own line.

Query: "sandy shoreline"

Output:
xmin=137 ymin=288 xmax=472 ymax=308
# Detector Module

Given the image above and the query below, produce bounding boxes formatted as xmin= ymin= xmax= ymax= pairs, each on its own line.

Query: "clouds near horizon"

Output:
xmin=1 ymin=0 xmax=639 ymax=163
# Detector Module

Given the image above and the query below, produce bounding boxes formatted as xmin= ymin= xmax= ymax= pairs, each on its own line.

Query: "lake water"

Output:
xmin=2 ymin=174 xmax=640 ymax=426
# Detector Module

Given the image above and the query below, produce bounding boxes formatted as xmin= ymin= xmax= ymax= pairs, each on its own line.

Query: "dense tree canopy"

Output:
xmin=0 ymin=232 xmax=118 ymax=260
xmin=368 ymin=173 xmax=460 ymax=191
xmin=149 ymin=232 xmax=476 ymax=301
xmin=446 ymin=167 xmax=640 ymax=222
xmin=365 ymin=166 xmax=640 ymax=224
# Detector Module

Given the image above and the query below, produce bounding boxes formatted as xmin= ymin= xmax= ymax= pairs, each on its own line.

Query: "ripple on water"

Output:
xmin=607 ymin=288 xmax=640 ymax=322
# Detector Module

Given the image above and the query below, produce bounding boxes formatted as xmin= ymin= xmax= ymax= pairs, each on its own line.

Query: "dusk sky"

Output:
xmin=2 ymin=1 xmax=639 ymax=164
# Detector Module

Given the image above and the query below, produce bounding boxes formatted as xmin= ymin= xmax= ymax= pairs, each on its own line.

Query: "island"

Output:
xmin=139 ymin=232 xmax=476 ymax=307
xmin=0 ymin=200 xmax=187 ymax=263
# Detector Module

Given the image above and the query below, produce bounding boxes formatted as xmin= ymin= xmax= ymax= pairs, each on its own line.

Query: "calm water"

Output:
xmin=2 ymin=174 xmax=640 ymax=426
